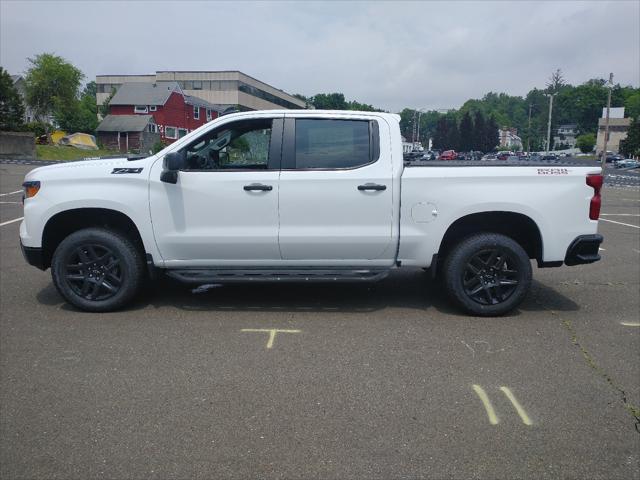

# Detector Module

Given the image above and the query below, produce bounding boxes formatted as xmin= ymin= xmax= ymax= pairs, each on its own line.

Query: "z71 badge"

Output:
xmin=111 ymin=168 xmax=143 ymax=174
xmin=537 ymin=168 xmax=569 ymax=175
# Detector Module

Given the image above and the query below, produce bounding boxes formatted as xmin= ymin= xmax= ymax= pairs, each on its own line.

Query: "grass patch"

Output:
xmin=36 ymin=145 xmax=120 ymax=161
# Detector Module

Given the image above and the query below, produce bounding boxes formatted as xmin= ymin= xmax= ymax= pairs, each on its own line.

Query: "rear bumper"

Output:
xmin=564 ymin=234 xmax=603 ymax=266
xmin=20 ymin=241 xmax=46 ymax=270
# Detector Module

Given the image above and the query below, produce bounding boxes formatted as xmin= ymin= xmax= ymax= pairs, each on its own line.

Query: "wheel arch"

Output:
xmin=41 ymin=208 xmax=146 ymax=270
xmin=437 ymin=211 xmax=543 ymax=265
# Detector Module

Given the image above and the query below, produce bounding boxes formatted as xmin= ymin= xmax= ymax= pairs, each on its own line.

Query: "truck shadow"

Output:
xmin=36 ymin=268 xmax=580 ymax=316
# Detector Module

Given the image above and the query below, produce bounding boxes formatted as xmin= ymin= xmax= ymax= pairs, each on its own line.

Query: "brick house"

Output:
xmin=106 ymin=81 xmax=221 ymax=144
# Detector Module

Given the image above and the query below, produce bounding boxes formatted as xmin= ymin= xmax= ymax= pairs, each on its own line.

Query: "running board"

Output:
xmin=165 ymin=268 xmax=390 ymax=284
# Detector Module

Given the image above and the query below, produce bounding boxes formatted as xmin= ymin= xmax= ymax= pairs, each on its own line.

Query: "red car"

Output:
xmin=439 ymin=150 xmax=457 ymax=160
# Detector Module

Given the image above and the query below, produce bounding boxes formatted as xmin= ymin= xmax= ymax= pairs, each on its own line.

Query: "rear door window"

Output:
xmin=294 ymin=119 xmax=374 ymax=169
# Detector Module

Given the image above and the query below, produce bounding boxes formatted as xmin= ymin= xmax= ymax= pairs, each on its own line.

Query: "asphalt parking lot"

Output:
xmin=1 ymin=160 xmax=638 ymax=480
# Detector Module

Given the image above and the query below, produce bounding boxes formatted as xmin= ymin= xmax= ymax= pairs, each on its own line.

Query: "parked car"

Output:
xmin=606 ymin=154 xmax=624 ymax=163
xmin=496 ymin=152 xmax=513 ymax=160
xmin=529 ymin=154 xmax=542 ymax=162
xmin=614 ymin=159 xmax=640 ymax=169
xmin=439 ymin=150 xmax=457 ymax=161
xmin=20 ymin=110 xmax=603 ymax=316
xmin=542 ymin=154 xmax=558 ymax=161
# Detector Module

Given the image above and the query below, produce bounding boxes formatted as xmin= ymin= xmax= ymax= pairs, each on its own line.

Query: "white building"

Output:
xmin=596 ymin=107 xmax=631 ymax=155
xmin=498 ymin=127 xmax=522 ymax=150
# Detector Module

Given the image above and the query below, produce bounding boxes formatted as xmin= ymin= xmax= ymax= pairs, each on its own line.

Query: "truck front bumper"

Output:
xmin=20 ymin=240 xmax=46 ymax=270
xmin=564 ymin=234 xmax=603 ymax=266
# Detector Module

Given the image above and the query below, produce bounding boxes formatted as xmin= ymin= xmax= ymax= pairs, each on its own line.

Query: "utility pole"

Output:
xmin=600 ymin=72 xmax=614 ymax=170
xmin=411 ymin=111 xmax=417 ymax=144
xmin=545 ymin=93 xmax=556 ymax=155
xmin=417 ymin=111 xmax=423 ymax=144
xmin=527 ymin=103 xmax=532 ymax=154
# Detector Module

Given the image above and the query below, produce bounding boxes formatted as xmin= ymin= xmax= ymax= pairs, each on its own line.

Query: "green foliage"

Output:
xmin=458 ymin=111 xmax=473 ymax=151
xmin=0 ymin=67 xmax=25 ymax=130
xmin=36 ymin=145 xmax=115 ymax=161
xmin=151 ymin=141 xmax=164 ymax=154
xmin=625 ymin=92 xmax=640 ymax=120
xmin=295 ymin=92 xmax=384 ymax=112
xmin=24 ymin=121 xmax=50 ymax=137
xmin=619 ymin=118 xmax=639 ymax=157
xmin=576 ymin=133 xmax=596 ymax=153
xmin=99 ymin=88 xmax=116 ymax=117
xmin=24 ymin=53 xmax=84 ymax=124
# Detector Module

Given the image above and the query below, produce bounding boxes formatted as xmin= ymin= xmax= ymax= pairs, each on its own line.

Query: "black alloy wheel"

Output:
xmin=51 ymin=228 xmax=144 ymax=312
xmin=443 ymin=233 xmax=532 ymax=316
xmin=463 ymin=248 xmax=520 ymax=306
xmin=64 ymin=244 xmax=123 ymax=301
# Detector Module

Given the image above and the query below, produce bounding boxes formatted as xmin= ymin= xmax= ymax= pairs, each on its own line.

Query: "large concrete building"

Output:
xmin=596 ymin=107 xmax=631 ymax=155
xmin=96 ymin=71 xmax=306 ymax=112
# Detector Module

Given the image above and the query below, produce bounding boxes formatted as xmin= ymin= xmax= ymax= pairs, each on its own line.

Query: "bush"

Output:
xmin=576 ymin=133 xmax=596 ymax=153
xmin=151 ymin=141 xmax=164 ymax=154
xmin=24 ymin=121 xmax=51 ymax=138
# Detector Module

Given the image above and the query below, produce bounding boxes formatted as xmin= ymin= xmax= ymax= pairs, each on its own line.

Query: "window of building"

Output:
xmin=148 ymin=124 xmax=157 ymax=133
xmin=193 ymin=106 xmax=200 ymax=120
xmin=183 ymin=81 xmax=193 ymax=90
xmin=165 ymin=126 xmax=177 ymax=139
xmin=294 ymin=119 xmax=372 ymax=169
xmin=193 ymin=81 xmax=202 ymax=90
xmin=134 ymin=105 xmax=148 ymax=114
xmin=206 ymin=109 xmax=212 ymax=121
xmin=178 ymin=128 xmax=188 ymax=138
xmin=149 ymin=105 xmax=157 ymax=112
xmin=181 ymin=119 xmax=273 ymax=170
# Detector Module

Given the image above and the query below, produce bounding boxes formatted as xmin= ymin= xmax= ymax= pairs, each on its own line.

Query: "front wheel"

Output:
xmin=51 ymin=228 xmax=144 ymax=312
xmin=442 ymin=233 xmax=532 ymax=316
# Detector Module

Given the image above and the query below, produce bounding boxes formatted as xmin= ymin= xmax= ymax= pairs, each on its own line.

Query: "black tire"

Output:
xmin=442 ymin=233 xmax=532 ymax=316
xmin=51 ymin=228 xmax=144 ymax=312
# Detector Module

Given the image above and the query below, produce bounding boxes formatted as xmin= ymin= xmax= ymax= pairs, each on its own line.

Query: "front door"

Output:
xmin=278 ymin=116 xmax=395 ymax=265
xmin=149 ymin=116 xmax=283 ymax=267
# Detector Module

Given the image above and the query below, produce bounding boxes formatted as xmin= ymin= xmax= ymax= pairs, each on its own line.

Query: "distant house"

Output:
xmin=553 ymin=124 xmax=578 ymax=149
xmin=11 ymin=75 xmax=38 ymax=124
xmin=95 ymin=114 xmax=159 ymax=153
xmin=596 ymin=107 xmax=632 ymax=155
xmin=106 ymin=81 xmax=222 ymax=144
xmin=498 ymin=127 xmax=522 ymax=150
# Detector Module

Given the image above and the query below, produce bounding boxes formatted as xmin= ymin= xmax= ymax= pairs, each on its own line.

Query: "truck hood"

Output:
xmin=24 ymin=156 xmax=156 ymax=182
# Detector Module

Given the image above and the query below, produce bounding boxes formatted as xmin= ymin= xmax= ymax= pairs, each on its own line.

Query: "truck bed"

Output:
xmin=404 ymin=159 xmax=598 ymax=168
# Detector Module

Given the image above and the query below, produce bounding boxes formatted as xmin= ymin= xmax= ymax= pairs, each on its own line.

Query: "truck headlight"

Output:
xmin=22 ymin=181 xmax=41 ymax=201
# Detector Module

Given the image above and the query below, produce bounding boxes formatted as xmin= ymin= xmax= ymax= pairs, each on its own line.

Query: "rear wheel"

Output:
xmin=443 ymin=233 xmax=532 ymax=316
xmin=51 ymin=228 xmax=144 ymax=312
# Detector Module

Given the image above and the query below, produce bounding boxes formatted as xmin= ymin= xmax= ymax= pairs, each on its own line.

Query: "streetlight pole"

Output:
xmin=527 ymin=103 xmax=532 ymax=154
xmin=600 ymin=72 xmax=614 ymax=170
xmin=545 ymin=93 xmax=556 ymax=155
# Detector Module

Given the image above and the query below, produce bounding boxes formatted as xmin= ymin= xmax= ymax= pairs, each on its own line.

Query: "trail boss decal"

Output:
xmin=111 ymin=168 xmax=143 ymax=174
xmin=537 ymin=168 xmax=569 ymax=175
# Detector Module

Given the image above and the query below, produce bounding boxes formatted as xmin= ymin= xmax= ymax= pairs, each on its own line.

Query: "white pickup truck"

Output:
xmin=20 ymin=110 xmax=603 ymax=315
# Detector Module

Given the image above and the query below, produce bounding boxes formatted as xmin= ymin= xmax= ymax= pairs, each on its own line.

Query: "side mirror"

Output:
xmin=161 ymin=151 xmax=185 ymax=184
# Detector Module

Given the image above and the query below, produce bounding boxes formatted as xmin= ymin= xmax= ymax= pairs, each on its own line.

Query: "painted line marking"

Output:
xmin=0 ymin=190 xmax=21 ymax=197
xmin=633 ymin=249 xmax=640 ymax=254
xmin=241 ymin=328 xmax=301 ymax=349
xmin=472 ymin=384 xmax=499 ymax=425
xmin=598 ymin=248 xmax=605 ymax=251
xmin=0 ymin=201 xmax=21 ymax=204
xmin=599 ymin=218 xmax=640 ymax=229
xmin=601 ymin=214 xmax=640 ymax=217
xmin=500 ymin=387 xmax=533 ymax=426
xmin=620 ymin=322 xmax=640 ymax=327
xmin=0 ymin=217 xmax=23 ymax=227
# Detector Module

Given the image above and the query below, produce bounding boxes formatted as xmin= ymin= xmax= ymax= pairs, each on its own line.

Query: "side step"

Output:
xmin=165 ymin=268 xmax=390 ymax=284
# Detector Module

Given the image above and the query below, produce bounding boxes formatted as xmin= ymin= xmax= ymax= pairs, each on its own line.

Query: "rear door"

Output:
xmin=278 ymin=116 xmax=395 ymax=265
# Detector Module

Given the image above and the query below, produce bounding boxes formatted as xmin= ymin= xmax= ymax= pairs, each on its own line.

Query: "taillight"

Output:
xmin=586 ymin=174 xmax=603 ymax=220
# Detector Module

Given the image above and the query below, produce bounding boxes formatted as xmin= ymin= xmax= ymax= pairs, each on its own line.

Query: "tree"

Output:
xmin=625 ymin=92 xmax=640 ymax=120
xmin=0 ymin=67 xmax=25 ymax=130
xmin=432 ymin=116 xmax=449 ymax=150
xmin=576 ymin=133 xmax=596 ymax=153
xmin=24 ymin=53 xmax=84 ymax=124
xmin=619 ymin=118 xmax=639 ymax=157
xmin=546 ymin=69 xmax=565 ymax=94
xmin=471 ymin=111 xmax=485 ymax=151
xmin=458 ymin=111 xmax=473 ymax=151
xmin=484 ymin=115 xmax=499 ymax=152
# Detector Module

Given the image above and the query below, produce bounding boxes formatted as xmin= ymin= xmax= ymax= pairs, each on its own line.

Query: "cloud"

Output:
xmin=1 ymin=0 xmax=638 ymax=111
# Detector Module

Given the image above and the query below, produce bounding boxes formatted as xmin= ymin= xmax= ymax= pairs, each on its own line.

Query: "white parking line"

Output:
xmin=599 ymin=218 xmax=640 ymax=229
xmin=0 ymin=217 xmax=23 ymax=227
xmin=0 ymin=201 xmax=21 ymax=205
xmin=601 ymin=214 xmax=640 ymax=217
xmin=0 ymin=190 xmax=22 ymax=197
xmin=620 ymin=322 xmax=640 ymax=327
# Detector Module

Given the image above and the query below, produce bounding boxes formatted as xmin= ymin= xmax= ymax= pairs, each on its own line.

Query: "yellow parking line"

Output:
xmin=241 ymin=328 xmax=301 ymax=349
xmin=472 ymin=384 xmax=499 ymax=425
xmin=500 ymin=387 xmax=532 ymax=426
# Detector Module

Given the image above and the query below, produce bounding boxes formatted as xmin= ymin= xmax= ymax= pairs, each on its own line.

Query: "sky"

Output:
xmin=1 ymin=0 xmax=638 ymax=112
